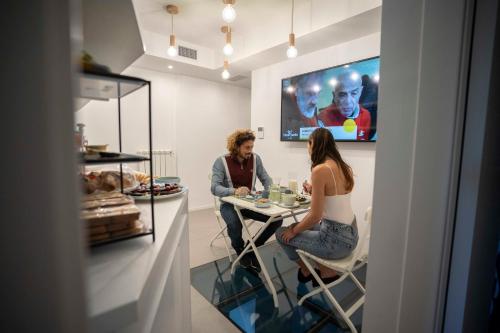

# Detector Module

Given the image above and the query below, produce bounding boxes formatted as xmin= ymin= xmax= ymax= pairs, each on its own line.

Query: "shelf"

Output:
xmin=76 ymin=69 xmax=149 ymax=103
xmin=90 ymin=229 xmax=154 ymax=248
xmin=82 ymin=152 xmax=150 ymax=165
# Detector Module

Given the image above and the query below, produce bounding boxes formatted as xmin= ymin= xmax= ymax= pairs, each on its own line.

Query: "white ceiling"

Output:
xmin=131 ymin=0 xmax=382 ymax=87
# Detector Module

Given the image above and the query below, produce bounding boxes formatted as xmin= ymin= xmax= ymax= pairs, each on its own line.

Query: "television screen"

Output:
xmin=281 ymin=56 xmax=380 ymax=142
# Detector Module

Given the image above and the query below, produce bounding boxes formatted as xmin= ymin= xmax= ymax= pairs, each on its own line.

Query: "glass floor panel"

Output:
xmin=191 ymin=241 xmax=365 ymax=332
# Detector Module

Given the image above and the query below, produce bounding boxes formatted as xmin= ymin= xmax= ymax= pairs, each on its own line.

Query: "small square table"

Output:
xmin=220 ymin=195 xmax=310 ymax=308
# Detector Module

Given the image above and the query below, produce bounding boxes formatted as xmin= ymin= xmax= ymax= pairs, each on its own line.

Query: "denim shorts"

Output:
xmin=276 ymin=217 xmax=359 ymax=261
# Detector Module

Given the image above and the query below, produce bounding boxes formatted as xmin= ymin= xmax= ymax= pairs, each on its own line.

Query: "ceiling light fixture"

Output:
xmin=287 ymin=0 xmax=297 ymax=58
xmin=166 ymin=5 xmax=179 ymax=57
xmin=221 ymin=60 xmax=230 ymax=80
xmin=222 ymin=0 xmax=236 ymax=23
xmin=221 ymin=25 xmax=234 ymax=56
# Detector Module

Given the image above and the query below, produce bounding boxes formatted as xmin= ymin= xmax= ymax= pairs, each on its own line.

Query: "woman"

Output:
xmin=275 ymin=128 xmax=358 ymax=284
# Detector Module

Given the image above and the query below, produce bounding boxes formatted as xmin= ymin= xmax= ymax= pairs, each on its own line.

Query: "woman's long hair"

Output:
xmin=309 ymin=128 xmax=354 ymax=191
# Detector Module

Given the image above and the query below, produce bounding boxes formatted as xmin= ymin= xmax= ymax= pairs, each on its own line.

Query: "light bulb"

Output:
xmin=222 ymin=4 xmax=236 ymax=23
xmin=221 ymin=69 xmax=230 ymax=80
xmin=167 ymin=45 xmax=177 ymax=57
xmin=286 ymin=45 xmax=297 ymax=58
xmin=223 ymin=43 xmax=234 ymax=56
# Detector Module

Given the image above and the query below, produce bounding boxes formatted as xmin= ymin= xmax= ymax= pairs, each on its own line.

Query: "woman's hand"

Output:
xmin=282 ymin=225 xmax=298 ymax=243
xmin=302 ymin=180 xmax=312 ymax=194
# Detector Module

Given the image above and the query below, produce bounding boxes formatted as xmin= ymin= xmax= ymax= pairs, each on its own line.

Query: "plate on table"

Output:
xmin=295 ymin=194 xmax=311 ymax=205
xmin=255 ymin=198 xmax=271 ymax=208
xmin=277 ymin=201 xmax=301 ymax=209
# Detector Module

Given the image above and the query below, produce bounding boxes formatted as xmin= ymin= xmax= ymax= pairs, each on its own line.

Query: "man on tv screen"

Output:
xmin=318 ymin=69 xmax=372 ymax=140
xmin=281 ymin=72 xmax=323 ymax=140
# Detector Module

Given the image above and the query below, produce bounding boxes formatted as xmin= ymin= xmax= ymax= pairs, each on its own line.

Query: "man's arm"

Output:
xmin=211 ymin=158 xmax=236 ymax=197
xmin=255 ymin=154 xmax=272 ymax=191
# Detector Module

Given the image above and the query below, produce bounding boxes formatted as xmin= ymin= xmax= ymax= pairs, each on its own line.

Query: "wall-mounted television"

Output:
xmin=281 ymin=56 xmax=380 ymax=142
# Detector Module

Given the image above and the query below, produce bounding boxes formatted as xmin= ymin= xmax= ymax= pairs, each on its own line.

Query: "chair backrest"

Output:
xmin=209 ymin=172 xmax=222 ymax=212
xmin=347 ymin=207 xmax=372 ymax=270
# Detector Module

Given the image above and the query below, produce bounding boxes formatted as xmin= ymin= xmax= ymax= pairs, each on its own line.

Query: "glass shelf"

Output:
xmin=82 ymin=152 xmax=150 ymax=165
xmin=76 ymin=69 xmax=149 ymax=102
xmin=90 ymin=229 xmax=154 ymax=248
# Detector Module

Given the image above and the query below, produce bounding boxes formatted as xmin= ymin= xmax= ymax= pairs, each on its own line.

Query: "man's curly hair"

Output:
xmin=227 ymin=129 xmax=256 ymax=156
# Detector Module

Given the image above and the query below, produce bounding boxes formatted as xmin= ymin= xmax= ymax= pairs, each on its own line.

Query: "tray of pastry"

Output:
xmin=81 ymin=192 xmax=148 ymax=245
xmin=127 ymin=183 xmax=186 ymax=200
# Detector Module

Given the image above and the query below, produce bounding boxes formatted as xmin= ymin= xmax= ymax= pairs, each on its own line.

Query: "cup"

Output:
xmin=281 ymin=193 xmax=296 ymax=206
xmin=269 ymin=184 xmax=281 ymax=203
xmin=288 ymin=179 xmax=298 ymax=194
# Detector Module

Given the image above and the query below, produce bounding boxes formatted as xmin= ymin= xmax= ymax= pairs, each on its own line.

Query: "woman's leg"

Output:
xmin=275 ymin=224 xmax=324 ymax=276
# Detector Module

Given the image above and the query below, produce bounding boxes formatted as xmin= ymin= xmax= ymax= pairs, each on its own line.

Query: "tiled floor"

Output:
xmin=188 ymin=208 xmax=365 ymax=332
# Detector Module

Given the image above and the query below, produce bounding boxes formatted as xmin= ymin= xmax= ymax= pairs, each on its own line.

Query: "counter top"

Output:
xmin=86 ymin=192 xmax=188 ymax=332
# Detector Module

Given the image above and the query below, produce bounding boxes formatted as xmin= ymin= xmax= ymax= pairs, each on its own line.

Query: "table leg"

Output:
xmin=230 ymin=206 xmax=280 ymax=308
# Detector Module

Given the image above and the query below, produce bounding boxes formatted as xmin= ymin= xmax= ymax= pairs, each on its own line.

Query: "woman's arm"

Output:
xmin=293 ymin=166 xmax=326 ymax=232
xmin=281 ymin=165 xmax=327 ymax=242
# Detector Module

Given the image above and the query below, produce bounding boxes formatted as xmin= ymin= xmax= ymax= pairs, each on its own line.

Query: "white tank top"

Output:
xmin=323 ymin=165 xmax=355 ymax=225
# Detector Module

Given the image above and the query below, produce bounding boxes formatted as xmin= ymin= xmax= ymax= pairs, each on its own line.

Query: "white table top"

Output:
xmin=86 ymin=192 xmax=188 ymax=332
xmin=221 ymin=195 xmax=309 ymax=217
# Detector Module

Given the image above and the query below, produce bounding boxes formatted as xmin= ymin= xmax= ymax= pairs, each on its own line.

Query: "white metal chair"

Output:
xmin=297 ymin=207 xmax=372 ymax=333
xmin=208 ymin=173 xmax=255 ymax=262
xmin=209 ymin=195 xmax=235 ymax=262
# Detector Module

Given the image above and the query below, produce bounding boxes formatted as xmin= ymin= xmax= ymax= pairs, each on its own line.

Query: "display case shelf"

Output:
xmin=77 ymin=69 xmax=156 ymax=247
xmin=90 ymin=229 xmax=154 ymax=248
xmin=82 ymin=152 xmax=150 ymax=165
xmin=78 ymin=69 xmax=148 ymax=99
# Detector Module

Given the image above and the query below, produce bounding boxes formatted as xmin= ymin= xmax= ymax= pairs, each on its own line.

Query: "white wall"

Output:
xmin=250 ymin=33 xmax=380 ymax=222
xmin=76 ymin=67 xmax=251 ymax=210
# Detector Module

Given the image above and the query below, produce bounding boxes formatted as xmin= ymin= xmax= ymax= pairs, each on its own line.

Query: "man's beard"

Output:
xmin=239 ymin=153 xmax=251 ymax=159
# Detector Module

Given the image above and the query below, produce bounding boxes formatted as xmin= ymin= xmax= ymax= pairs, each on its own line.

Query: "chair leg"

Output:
xmin=211 ymin=215 xmax=234 ymax=262
xmin=297 ymin=253 xmax=359 ymax=333
xmin=209 ymin=227 xmax=226 ymax=246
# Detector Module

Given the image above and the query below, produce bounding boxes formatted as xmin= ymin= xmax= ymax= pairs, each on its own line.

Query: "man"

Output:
xmin=281 ymin=72 xmax=322 ymax=140
xmin=318 ymin=69 xmax=372 ymax=140
xmin=211 ymin=129 xmax=283 ymax=272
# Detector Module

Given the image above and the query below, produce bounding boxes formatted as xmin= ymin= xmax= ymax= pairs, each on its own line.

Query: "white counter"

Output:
xmin=86 ymin=192 xmax=191 ymax=333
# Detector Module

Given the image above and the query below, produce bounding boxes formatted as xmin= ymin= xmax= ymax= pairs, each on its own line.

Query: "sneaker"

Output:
xmin=238 ymin=252 xmax=253 ymax=269
xmin=311 ymin=269 xmax=340 ymax=287
xmin=247 ymin=252 xmax=262 ymax=273
xmin=238 ymin=252 xmax=261 ymax=273
xmin=297 ymin=268 xmax=313 ymax=283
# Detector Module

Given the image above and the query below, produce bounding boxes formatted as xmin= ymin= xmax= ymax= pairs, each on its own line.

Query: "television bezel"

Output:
xmin=280 ymin=55 xmax=380 ymax=143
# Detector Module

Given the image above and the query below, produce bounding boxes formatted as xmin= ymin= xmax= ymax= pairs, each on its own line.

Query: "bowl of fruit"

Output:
xmin=255 ymin=198 xmax=271 ymax=208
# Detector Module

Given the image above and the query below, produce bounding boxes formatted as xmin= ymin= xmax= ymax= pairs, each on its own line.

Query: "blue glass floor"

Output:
xmin=191 ymin=241 xmax=366 ymax=333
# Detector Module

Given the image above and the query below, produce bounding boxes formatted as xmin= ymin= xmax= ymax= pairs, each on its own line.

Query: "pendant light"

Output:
xmin=166 ymin=5 xmax=178 ymax=57
xmin=222 ymin=0 xmax=236 ymax=23
xmin=221 ymin=25 xmax=234 ymax=56
xmin=221 ymin=60 xmax=230 ymax=80
xmin=287 ymin=0 xmax=298 ymax=58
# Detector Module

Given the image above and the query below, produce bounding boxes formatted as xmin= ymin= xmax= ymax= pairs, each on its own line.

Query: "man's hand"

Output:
xmin=302 ymin=180 xmax=312 ymax=195
xmin=235 ymin=186 xmax=250 ymax=197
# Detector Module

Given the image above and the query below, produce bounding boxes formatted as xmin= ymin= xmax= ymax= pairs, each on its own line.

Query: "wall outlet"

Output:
xmin=257 ymin=127 xmax=264 ymax=139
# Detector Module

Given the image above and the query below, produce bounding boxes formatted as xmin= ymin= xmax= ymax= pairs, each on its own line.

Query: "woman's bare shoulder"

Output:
xmin=311 ymin=163 xmax=332 ymax=178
